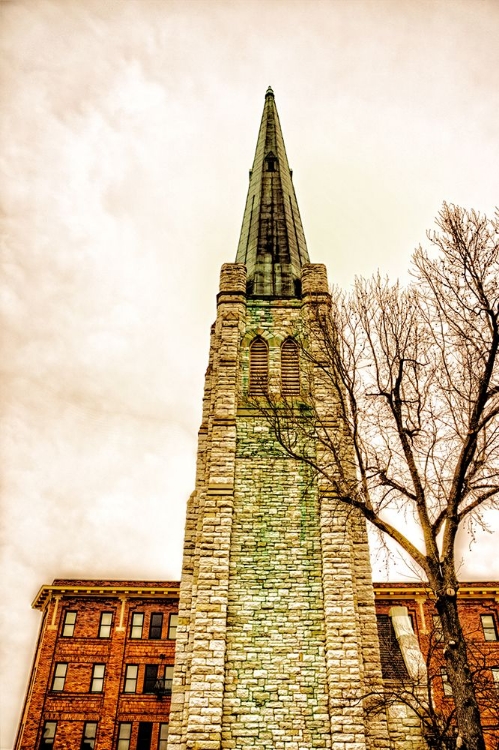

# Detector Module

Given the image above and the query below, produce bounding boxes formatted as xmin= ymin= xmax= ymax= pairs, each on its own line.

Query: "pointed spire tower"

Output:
xmin=167 ymin=90 xmax=396 ymax=750
xmin=236 ymin=87 xmax=309 ymax=296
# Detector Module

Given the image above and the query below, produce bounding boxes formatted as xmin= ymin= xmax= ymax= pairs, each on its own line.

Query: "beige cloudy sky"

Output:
xmin=1 ymin=0 xmax=499 ymax=746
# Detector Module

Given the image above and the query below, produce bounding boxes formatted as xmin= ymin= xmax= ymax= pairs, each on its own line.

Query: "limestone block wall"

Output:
xmin=168 ymin=265 xmax=247 ymax=750
xmin=224 ymin=422 xmax=331 ymax=749
xmin=169 ymin=261 xmax=424 ymax=750
xmin=386 ymin=703 xmax=428 ymax=750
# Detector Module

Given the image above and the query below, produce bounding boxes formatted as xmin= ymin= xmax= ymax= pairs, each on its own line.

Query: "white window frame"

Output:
xmin=90 ymin=663 xmax=105 ymax=692
xmin=99 ymin=612 xmax=113 ymax=638
xmin=51 ymin=662 xmax=67 ymax=691
xmin=124 ymin=664 xmax=138 ymax=693
xmin=168 ymin=613 xmax=178 ymax=640
xmin=481 ymin=614 xmax=498 ymax=641
xmin=117 ymin=723 xmax=132 ymax=750
xmin=62 ymin=610 xmax=77 ymax=637
xmin=130 ymin=612 xmax=144 ymax=639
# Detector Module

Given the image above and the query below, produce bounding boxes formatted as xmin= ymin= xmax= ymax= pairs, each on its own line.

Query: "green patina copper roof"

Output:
xmin=236 ymin=87 xmax=309 ymax=298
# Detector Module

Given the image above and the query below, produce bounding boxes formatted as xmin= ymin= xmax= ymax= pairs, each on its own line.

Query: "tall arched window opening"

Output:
xmin=249 ymin=338 xmax=269 ymax=395
xmin=281 ymin=338 xmax=300 ymax=396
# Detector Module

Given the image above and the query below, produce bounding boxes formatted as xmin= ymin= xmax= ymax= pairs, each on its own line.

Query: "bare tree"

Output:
xmin=258 ymin=205 xmax=499 ymax=750
xmin=362 ymin=611 xmax=499 ymax=750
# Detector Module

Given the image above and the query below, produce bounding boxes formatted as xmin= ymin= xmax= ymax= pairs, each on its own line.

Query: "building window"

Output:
xmin=432 ymin=614 xmax=443 ymax=641
xmin=39 ymin=721 xmax=57 ymax=749
xmin=492 ymin=667 xmax=499 ymax=691
xmin=124 ymin=664 xmax=138 ymax=693
xmin=81 ymin=722 xmax=97 ymax=750
xmin=51 ymin=662 xmax=67 ymax=691
xmin=152 ymin=665 xmax=174 ymax=698
xmin=99 ymin=612 xmax=113 ymax=638
xmin=130 ymin=612 xmax=144 ymax=639
xmin=441 ymin=668 xmax=453 ymax=696
xmin=149 ymin=613 xmax=163 ymax=639
xmin=164 ymin=665 xmax=174 ymax=695
xmin=265 ymin=151 xmax=277 ymax=172
xmin=117 ymin=723 xmax=132 ymax=750
xmin=62 ymin=610 xmax=77 ymax=637
xmin=90 ymin=664 xmax=105 ymax=692
xmin=481 ymin=614 xmax=498 ymax=641
xmin=137 ymin=722 xmax=153 ymax=750
xmin=143 ymin=664 xmax=159 ymax=693
xmin=158 ymin=723 xmax=169 ymax=750
xmin=281 ymin=338 xmax=300 ymax=396
xmin=249 ymin=337 xmax=268 ymax=395
xmin=168 ymin=613 xmax=178 ymax=640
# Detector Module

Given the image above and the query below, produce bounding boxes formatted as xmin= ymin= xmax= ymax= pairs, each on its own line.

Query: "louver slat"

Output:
xmin=249 ymin=338 xmax=268 ymax=395
xmin=281 ymin=339 xmax=300 ymax=396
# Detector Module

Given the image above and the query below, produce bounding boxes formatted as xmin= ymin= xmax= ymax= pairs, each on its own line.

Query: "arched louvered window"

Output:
xmin=249 ymin=337 xmax=269 ymax=395
xmin=281 ymin=338 xmax=300 ymax=396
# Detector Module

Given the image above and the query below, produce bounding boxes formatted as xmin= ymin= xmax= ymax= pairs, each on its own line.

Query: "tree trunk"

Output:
xmin=436 ymin=590 xmax=486 ymax=750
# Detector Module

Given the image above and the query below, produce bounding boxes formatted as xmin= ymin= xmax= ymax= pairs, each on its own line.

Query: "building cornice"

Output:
xmin=32 ymin=584 xmax=180 ymax=611
xmin=373 ymin=583 xmax=499 ymax=601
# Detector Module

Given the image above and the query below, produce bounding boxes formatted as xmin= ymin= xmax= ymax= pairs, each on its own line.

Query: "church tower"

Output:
xmin=167 ymin=89 xmax=392 ymax=750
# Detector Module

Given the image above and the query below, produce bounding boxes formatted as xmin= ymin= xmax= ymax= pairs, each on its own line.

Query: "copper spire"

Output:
xmin=236 ymin=89 xmax=309 ymax=297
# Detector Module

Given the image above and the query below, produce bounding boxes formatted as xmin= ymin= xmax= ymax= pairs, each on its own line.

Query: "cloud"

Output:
xmin=2 ymin=1 xmax=499 ymax=746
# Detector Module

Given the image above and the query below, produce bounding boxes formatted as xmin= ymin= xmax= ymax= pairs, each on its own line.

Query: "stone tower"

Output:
xmin=167 ymin=88 xmax=393 ymax=750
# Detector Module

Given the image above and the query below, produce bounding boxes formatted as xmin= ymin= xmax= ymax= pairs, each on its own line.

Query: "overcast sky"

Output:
xmin=1 ymin=1 xmax=499 ymax=747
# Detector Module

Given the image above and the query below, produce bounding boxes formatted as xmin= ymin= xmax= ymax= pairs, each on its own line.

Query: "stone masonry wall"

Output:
xmin=169 ymin=262 xmax=424 ymax=750
xmin=225 ymin=422 xmax=331 ymax=748
xmin=168 ymin=265 xmax=247 ymax=750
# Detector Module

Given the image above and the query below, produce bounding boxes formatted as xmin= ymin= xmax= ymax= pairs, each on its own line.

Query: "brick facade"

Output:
xmin=374 ymin=583 xmax=499 ymax=750
xmin=15 ymin=580 xmax=179 ymax=750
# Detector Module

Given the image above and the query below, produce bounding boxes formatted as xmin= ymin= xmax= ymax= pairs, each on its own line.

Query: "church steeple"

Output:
xmin=236 ymin=87 xmax=310 ymax=297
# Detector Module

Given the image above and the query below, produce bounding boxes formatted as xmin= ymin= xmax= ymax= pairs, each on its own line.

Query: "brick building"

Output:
xmin=15 ymin=580 xmax=499 ymax=749
xmin=374 ymin=583 xmax=499 ymax=750
xmin=14 ymin=580 xmax=179 ymax=750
